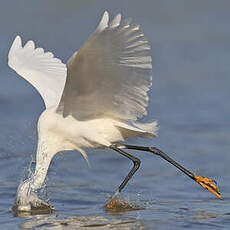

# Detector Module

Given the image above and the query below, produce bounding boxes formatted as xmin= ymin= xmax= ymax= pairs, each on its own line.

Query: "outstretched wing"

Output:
xmin=57 ymin=11 xmax=152 ymax=121
xmin=8 ymin=36 xmax=67 ymax=109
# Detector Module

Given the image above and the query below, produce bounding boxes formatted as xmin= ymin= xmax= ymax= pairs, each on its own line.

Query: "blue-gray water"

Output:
xmin=0 ymin=0 xmax=230 ymax=229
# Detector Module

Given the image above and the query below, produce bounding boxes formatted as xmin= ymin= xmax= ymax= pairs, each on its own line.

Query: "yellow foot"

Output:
xmin=194 ymin=175 xmax=222 ymax=199
xmin=104 ymin=197 xmax=132 ymax=210
xmin=104 ymin=196 xmax=142 ymax=212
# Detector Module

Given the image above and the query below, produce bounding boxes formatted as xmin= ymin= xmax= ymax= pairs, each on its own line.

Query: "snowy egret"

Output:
xmin=8 ymin=11 xmax=221 ymax=212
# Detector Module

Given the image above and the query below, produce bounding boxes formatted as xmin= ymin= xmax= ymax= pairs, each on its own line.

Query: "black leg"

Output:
xmin=110 ymin=145 xmax=141 ymax=193
xmin=115 ymin=144 xmax=222 ymax=199
xmin=117 ymin=144 xmax=195 ymax=179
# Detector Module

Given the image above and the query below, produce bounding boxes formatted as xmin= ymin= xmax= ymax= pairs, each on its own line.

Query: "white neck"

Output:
xmin=15 ymin=138 xmax=56 ymax=209
xmin=29 ymin=139 xmax=56 ymax=191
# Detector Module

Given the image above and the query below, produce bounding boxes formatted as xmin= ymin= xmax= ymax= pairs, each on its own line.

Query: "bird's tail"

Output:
xmin=132 ymin=120 xmax=158 ymax=137
xmin=114 ymin=120 xmax=158 ymax=139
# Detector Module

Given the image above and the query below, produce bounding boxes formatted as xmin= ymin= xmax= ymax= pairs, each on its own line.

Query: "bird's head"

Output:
xmin=13 ymin=178 xmax=52 ymax=213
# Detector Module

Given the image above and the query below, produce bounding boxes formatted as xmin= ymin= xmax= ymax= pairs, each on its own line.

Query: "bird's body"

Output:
xmin=39 ymin=106 xmax=157 ymax=154
xmin=8 ymin=11 xmax=221 ymax=212
xmin=15 ymin=106 xmax=156 ymax=211
xmin=8 ymin=11 xmax=159 ymax=211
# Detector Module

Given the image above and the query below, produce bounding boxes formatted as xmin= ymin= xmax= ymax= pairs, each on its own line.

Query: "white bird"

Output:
xmin=8 ymin=11 xmax=221 ymax=212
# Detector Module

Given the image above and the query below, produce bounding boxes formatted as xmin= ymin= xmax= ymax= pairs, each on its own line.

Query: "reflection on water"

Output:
xmin=192 ymin=211 xmax=217 ymax=220
xmin=20 ymin=215 xmax=145 ymax=230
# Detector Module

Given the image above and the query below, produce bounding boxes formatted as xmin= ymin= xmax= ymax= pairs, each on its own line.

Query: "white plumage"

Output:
xmin=8 ymin=36 xmax=66 ymax=108
xmin=8 ymin=11 xmax=157 ymax=211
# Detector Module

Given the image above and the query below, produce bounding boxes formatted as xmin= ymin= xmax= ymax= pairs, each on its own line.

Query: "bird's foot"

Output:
xmin=194 ymin=175 xmax=222 ymax=199
xmin=104 ymin=192 xmax=142 ymax=211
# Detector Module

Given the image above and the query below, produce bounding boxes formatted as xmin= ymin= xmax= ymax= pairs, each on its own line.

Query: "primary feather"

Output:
xmin=8 ymin=35 xmax=67 ymax=108
xmin=57 ymin=11 xmax=152 ymax=121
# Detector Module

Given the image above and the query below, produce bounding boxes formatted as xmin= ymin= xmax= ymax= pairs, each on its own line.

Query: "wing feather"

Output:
xmin=8 ymin=36 xmax=67 ymax=108
xmin=58 ymin=11 xmax=152 ymax=121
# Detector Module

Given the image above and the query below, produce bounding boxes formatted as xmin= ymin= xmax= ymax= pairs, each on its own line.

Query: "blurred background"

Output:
xmin=0 ymin=0 xmax=230 ymax=229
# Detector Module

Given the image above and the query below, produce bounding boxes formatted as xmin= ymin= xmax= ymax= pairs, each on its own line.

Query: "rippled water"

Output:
xmin=0 ymin=0 xmax=230 ymax=229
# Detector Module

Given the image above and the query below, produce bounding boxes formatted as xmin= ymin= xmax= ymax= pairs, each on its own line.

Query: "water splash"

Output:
xmin=12 ymin=157 xmax=54 ymax=215
xmin=104 ymin=192 xmax=144 ymax=213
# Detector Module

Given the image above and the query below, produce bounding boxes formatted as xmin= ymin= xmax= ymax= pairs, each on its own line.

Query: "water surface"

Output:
xmin=0 ymin=0 xmax=230 ymax=229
